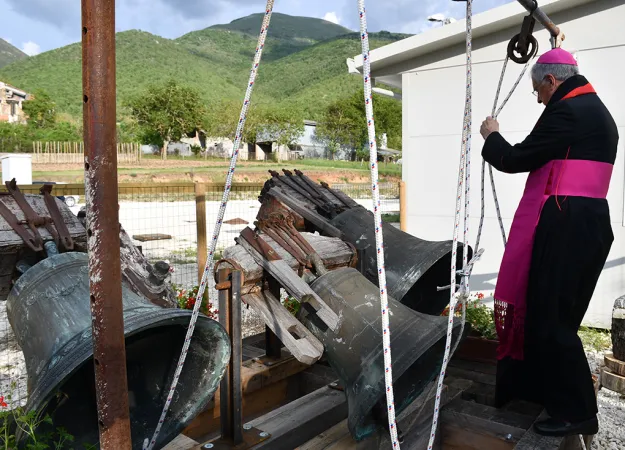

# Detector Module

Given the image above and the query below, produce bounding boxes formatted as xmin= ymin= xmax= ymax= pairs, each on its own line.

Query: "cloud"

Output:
xmin=1 ymin=0 xmax=514 ymax=54
xmin=323 ymin=12 xmax=340 ymax=25
xmin=5 ymin=0 xmax=79 ymax=32
xmin=21 ymin=41 xmax=41 ymax=55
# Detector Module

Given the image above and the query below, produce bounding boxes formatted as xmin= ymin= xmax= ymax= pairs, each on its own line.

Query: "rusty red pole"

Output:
xmin=82 ymin=1 xmax=133 ymax=448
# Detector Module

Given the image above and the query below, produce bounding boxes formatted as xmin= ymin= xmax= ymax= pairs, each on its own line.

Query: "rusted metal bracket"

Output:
xmin=255 ymin=220 xmax=308 ymax=268
xmin=5 ymin=179 xmax=49 ymax=250
xmin=40 ymin=184 xmax=74 ymax=251
xmin=199 ymin=425 xmax=271 ymax=449
xmin=0 ymin=195 xmax=44 ymax=252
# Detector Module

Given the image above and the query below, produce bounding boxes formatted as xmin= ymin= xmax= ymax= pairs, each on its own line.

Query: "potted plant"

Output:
xmin=442 ymin=292 xmax=499 ymax=365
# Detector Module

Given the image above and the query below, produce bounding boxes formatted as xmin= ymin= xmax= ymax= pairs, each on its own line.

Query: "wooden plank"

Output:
xmin=183 ymin=353 xmax=310 ymax=440
xmin=237 ymin=230 xmax=339 ymax=331
xmin=514 ymin=411 xmax=567 ymax=450
xmin=605 ymin=353 xmax=625 ymax=377
xmin=162 ymin=435 xmax=199 ymax=450
xmin=298 ymin=379 xmax=473 ymax=450
xmin=601 ymin=367 xmax=625 ymax=394
xmin=440 ymin=398 xmax=534 ymax=450
xmin=132 ymin=233 xmax=172 ymax=242
xmin=223 ymin=233 xmax=355 ymax=293
xmin=248 ymin=386 xmax=348 ymax=450
xmin=447 ymin=359 xmax=497 ymax=386
xmin=243 ymin=291 xmax=324 ymax=365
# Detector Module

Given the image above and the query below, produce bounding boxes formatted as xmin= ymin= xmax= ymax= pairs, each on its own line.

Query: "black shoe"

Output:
xmin=533 ymin=417 xmax=599 ymax=437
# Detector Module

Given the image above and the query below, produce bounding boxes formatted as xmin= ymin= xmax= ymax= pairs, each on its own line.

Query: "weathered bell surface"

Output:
xmin=6 ymin=252 xmax=231 ymax=450
xmin=330 ymin=206 xmax=473 ymax=315
xmin=299 ymin=267 xmax=467 ymax=441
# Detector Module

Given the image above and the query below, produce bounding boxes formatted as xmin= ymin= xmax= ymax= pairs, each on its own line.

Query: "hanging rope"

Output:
xmin=426 ymin=3 xmax=537 ymax=448
xmin=142 ymin=2 xmax=275 ymax=449
xmin=472 ymin=55 xmax=534 ymax=267
xmin=426 ymin=1 xmax=473 ymax=447
xmin=357 ymin=1 xmax=400 ymax=447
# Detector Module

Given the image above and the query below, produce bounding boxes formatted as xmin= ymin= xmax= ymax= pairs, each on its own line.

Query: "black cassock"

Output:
xmin=481 ymin=75 xmax=619 ymax=422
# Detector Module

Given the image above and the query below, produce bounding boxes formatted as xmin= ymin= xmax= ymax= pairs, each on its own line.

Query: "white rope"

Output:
xmin=427 ymin=2 xmax=474 ymax=448
xmin=472 ymin=56 xmax=533 ymax=264
xmin=142 ymin=3 xmax=275 ymax=448
xmin=357 ymin=1 xmax=400 ymax=447
xmin=427 ymin=4 xmax=537 ymax=448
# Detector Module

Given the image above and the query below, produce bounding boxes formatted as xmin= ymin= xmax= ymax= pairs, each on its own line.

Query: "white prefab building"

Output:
xmin=350 ymin=0 xmax=625 ymax=328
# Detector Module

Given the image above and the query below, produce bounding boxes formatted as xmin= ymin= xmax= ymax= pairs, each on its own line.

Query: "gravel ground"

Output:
xmin=586 ymin=350 xmax=625 ymax=450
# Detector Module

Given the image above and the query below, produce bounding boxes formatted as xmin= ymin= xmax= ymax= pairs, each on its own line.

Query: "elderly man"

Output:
xmin=480 ymin=48 xmax=619 ymax=437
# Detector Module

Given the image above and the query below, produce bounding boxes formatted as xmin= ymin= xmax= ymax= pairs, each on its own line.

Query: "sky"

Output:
xmin=0 ymin=0 xmax=512 ymax=56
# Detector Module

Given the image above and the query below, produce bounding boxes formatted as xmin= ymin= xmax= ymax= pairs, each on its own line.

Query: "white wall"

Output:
xmin=401 ymin=0 xmax=625 ymax=327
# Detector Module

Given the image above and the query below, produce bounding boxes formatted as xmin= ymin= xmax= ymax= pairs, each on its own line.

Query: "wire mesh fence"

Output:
xmin=0 ymin=179 xmax=401 ymax=412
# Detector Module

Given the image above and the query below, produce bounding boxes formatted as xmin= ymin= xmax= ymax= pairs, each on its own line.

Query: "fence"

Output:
xmin=31 ymin=141 xmax=141 ymax=164
xmin=0 ymin=180 xmax=402 ymax=409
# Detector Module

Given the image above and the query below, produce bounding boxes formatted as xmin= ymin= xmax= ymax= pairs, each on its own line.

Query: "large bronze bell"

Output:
xmin=330 ymin=206 xmax=473 ymax=315
xmin=298 ymin=267 xmax=467 ymax=442
xmin=7 ymin=252 xmax=231 ymax=450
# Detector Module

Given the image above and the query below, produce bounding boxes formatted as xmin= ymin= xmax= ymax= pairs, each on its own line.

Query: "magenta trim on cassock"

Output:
xmin=494 ymin=159 xmax=613 ymax=360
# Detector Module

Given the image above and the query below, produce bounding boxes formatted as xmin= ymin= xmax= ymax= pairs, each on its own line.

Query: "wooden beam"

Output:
xmin=242 ymin=291 xmax=324 ymax=365
xmin=440 ymin=398 xmax=535 ymax=450
xmin=182 ymin=352 xmax=310 ymax=440
xmin=245 ymin=385 xmax=348 ymax=450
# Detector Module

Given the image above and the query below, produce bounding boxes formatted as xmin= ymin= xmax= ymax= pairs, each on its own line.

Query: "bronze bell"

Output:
xmin=6 ymin=252 xmax=231 ymax=450
xmin=330 ymin=206 xmax=473 ymax=315
xmin=298 ymin=267 xmax=467 ymax=442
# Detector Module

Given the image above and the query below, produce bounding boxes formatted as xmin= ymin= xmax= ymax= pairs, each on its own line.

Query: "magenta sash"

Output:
xmin=494 ymin=159 xmax=613 ymax=360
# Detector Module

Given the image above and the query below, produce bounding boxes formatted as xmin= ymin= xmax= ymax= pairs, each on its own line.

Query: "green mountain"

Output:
xmin=211 ymin=12 xmax=352 ymax=39
xmin=0 ymin=39 xmax=27 ymax=69
xmin=0 ymin=13 xmax=410 ymax=120
xmin=0 ymin=31 xmax=249 ymax=117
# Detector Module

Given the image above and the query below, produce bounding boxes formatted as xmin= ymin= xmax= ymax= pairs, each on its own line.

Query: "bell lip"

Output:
xmin=25 ymin=307 xmax=231 ymax=449
xmin=345 ymin=318 xmax=465 ymax=440
xmin=329 ymin=207 xmax=473 ymax=315
xmin=309 ymin=267 xmax=468 ymax=441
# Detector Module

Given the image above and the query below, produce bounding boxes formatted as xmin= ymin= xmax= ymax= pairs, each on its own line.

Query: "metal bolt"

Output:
xmin=243 ymin=423 xmax=252 ymax=430
xmin=260 ymin=432 xmax=269 ymax=438
xmin=505 ymin=434 xmax=513 ymax=441
xmin=330 ymin=382 xmax=337 ymax=387
xmin=203 ymin=444 xmax=214 ymax=449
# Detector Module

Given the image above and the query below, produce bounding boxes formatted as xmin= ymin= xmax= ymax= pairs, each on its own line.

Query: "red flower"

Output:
xmin=0 ymin=396 xmax=7 ymax=408
xmin=477 ymin=293 xmax=484 ymax=300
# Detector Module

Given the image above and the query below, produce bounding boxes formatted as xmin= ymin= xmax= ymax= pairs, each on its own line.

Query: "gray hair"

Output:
xmin=531 ymin=63 xmax=579 ymax=83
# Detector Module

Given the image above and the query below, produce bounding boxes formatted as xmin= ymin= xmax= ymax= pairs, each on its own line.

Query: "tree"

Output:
xmin=22 ymin=89 xmax=57 ymax=129
xmin=315 ymin=87 xmax=402 ymax=160
xmin=127 ymin=79 xmax=206 ymax=159
xmin=204 ymin=100 xmax=304 ymax=154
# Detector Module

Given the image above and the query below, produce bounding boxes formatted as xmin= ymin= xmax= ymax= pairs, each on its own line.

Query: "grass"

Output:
xmin=30 ymin=158 xmax=402 ymax=184
xmin=382 ymin=213 xmax=400 ymax=223
xmin=578 ymin=326 xmax=612 ymax=352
